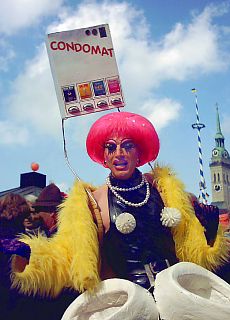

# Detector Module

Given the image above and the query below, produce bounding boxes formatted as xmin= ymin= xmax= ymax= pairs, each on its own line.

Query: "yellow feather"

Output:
xmin=11 ymin=180 xmax=100 ymax=297
xmin=150 ymin=164 xmax=229 ymax=270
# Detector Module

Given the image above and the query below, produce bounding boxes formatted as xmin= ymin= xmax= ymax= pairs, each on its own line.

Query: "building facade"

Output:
xmin=0 ymin=171 xmax=46 ymax=199
xmin=209 ymin=106 xmax=230 ymax=212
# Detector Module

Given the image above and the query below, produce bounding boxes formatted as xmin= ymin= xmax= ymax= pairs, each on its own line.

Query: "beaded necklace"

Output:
xmin=106 ymin=175 xmax=150 ymax=208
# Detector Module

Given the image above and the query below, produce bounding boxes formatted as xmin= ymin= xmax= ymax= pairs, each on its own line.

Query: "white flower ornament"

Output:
xmin=160 ymin=207 xmax=181 ymax=227
xmin=115 ymin=212 xmax=136 ymax=234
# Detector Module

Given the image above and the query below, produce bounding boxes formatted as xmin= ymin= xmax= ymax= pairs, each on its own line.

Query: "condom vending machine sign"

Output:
xmin=46 ymin=24 xmax=125 ymax=119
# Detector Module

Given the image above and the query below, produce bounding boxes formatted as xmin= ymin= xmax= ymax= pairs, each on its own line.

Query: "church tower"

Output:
xmin=209 ymin=105 xmax=230 ymax=210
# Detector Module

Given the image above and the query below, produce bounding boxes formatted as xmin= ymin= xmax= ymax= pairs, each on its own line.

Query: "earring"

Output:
xmin=104 ymin=160 xmax=107 ymax=165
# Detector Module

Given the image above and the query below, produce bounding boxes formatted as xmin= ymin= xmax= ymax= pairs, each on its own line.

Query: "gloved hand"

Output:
xmin=192 ymin=201 xmax=219 ymax=246
xmin=12 ymin=255 xmax=29 ymax=272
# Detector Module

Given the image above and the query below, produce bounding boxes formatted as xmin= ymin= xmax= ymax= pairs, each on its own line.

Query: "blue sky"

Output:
xmin=0 ymin=0 xmax=230 ymax=201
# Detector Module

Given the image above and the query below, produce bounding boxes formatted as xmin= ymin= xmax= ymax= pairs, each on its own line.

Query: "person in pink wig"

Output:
xmin=11 ymin=112 xmax=228 ymax=297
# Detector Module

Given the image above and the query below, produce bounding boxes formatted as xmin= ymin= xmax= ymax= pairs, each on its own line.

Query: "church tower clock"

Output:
xmin=209 ymin=105 xmax=230 ymax=210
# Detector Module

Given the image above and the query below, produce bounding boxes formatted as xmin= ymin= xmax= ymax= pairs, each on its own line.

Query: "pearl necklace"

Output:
xmin=105 ymin=174 xmax=145 ymax=191
xmin=106 ymin=175 xmax=150 ymax=207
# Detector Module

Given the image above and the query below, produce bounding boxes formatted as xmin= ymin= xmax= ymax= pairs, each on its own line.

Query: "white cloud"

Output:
xmin=153 ymin=5 xmax=229 ymax=80
xmin=0 ymin=0 xmax=64 ymax=35
xmin=121 ymin=1 xmax=230 ymax=99
xmin=47 ymin=1 xmax=149 ymax=45
xmin=3 ymin=1 xmax=230 ymax=144
xmin=0 ymin=121 xmax=29 ymax=145
xmin=7 ymin=45 xmax=62 ymax=137
xmin=143 ymin=98 xmax=182 ymax=131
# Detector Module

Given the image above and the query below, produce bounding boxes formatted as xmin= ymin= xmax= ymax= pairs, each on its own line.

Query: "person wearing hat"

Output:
xmin=23 ymin=183 xmax=63 ymax=237
xmin=11 ymin=112 xmax=229 ymax=298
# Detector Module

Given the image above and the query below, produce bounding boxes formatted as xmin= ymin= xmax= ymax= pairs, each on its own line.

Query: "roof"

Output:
xmin=0 ymin=186 xmax=43 ymax=199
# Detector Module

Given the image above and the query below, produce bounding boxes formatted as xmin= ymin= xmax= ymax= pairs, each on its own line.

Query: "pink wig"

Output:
xmin=86 ymin=112 xmax=160 ymax=167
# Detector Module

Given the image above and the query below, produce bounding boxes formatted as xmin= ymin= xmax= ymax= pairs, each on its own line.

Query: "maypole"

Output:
xmin=191 ymin=88 xmax=207 ymax=204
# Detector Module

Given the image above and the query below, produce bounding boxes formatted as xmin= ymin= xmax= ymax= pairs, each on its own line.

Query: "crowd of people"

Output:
xmin=0 ymin=184 xmax=77 ymax=319
xmin=0 ymin=111 xmax=230 ymax=320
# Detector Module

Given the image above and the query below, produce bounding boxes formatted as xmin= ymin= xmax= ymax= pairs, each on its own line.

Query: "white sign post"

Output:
xmin=46 ymin=24 xmax=125 ymax=119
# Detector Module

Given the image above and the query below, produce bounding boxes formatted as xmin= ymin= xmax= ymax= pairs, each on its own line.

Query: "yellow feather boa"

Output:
xmin=11 ymin=166 xmax=229 ymax=297
xmin=150 ymin=165 xmax=229 ymax=270
xmin=11 ymin=181 xmax=100 ymax=297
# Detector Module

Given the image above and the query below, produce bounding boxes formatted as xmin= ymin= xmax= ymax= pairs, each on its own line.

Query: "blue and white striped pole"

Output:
xmin=191 ymin=89 xmax=207 ymax=204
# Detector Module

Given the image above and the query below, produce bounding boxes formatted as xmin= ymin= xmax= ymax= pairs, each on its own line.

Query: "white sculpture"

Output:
xmin=154 ymin=262 xmax=230 ymax=320
xmin=61 ymin=278 xmax=159 ymax=320
xmin=61 ymin=262 xmax=230 ymax=320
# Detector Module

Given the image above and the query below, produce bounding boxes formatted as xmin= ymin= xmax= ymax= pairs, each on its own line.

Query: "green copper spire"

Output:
xmin=215 ymin=103 xmax=225 ymax=148
xmin=211 ymin=104 xmax=229 ymax=162
xmin=216 ymin=104 xmax=222 ymax=134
